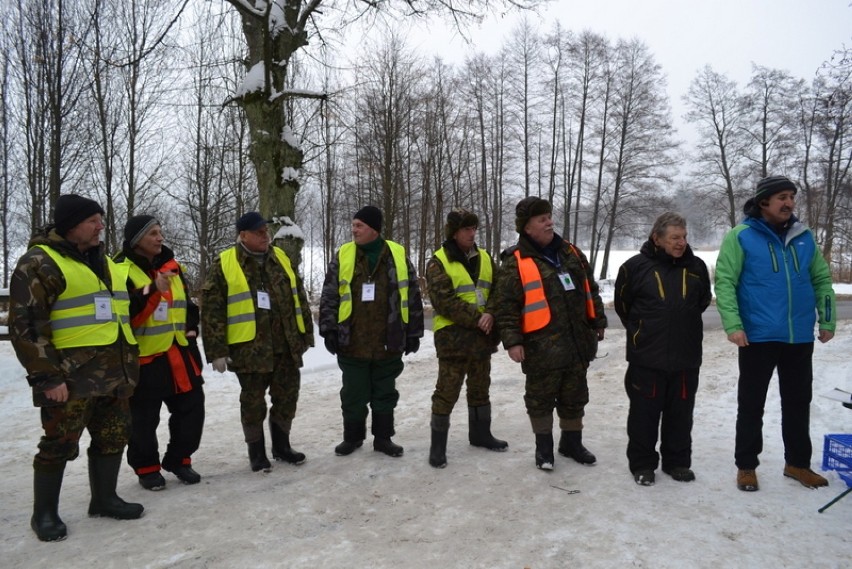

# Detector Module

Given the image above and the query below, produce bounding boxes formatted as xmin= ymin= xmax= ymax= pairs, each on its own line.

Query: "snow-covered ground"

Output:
xmin=1 ymin=314 xmax=850 ymax=568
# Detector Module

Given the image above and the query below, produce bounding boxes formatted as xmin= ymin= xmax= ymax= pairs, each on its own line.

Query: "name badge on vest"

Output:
xmin=94 ymin=295 xmax=112 ymax=321
xmin=361 ymin=282 xmax=376 ymax=302
xmin=475 ymin=288 xmax=486 ymax=308
xmin=257 ymin=291 xmax=271 ymax=310
xmin=154 ymin=300 xmax=169 ymax=321
xmin=558 ymin=272 xmax=576 ymax=291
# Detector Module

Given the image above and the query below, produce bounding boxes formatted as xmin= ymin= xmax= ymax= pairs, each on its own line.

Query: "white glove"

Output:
xmin=212 ymin=357 xmax=228 ymax=373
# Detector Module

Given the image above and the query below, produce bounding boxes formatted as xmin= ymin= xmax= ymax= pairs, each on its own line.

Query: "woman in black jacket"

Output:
xmin=614 ymin=212 xmax=711 ymax=486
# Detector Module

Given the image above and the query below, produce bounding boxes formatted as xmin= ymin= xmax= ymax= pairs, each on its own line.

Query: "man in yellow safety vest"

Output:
xmin=9 ymin=194 xmax=143 ymax=542
xmin=202 ymin=212 xmax=314 ymax=473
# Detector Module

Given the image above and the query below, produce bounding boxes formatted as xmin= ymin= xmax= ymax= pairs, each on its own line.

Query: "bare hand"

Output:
xmin=477 ymin=313 xmax=494 ymax=334
xmin=727 ymin=330 xmax=749 ymax=347
xmin=44 ymin=383 xmax=69 ymax=403
xmin=818 ymin=329 xmax=834 ymax=343
xmin=155 ymin=271 xmax=175 ymax=293
xmin=508 ymin=345 xmax=524 ymax=363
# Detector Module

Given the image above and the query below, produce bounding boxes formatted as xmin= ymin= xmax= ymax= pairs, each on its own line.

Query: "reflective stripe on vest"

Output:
xmin=432 ymin=247 xmax=493 ymax=332
xmin=220 ymin=246 xmax=306 ymax=345
xmin=513 ymin=250 xmax=551 ymax=333
xmin=337 ymin=240 xmax=410 ymax=324
xmin=37 ymin=245 xmax=137 ymax=348
xmin=124 ymin=260 xmax=188 ymax=357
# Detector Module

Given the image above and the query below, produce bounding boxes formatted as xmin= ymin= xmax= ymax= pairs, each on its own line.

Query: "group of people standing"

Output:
xmin=8 ymin=174 xmax=836 ymax=543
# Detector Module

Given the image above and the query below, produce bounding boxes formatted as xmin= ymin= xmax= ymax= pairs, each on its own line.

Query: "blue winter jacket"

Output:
xmin=715 ymin=215 xmax=836 ymax=343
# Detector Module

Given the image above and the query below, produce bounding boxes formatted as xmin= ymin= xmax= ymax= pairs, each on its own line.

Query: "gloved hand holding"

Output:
xmin=323 ymin=333 xmax=339 ymax=355
xmin=212 ymin=357 xmax=228 ymax=373
xmin=404 ymin=336 xmax=420 ymax=355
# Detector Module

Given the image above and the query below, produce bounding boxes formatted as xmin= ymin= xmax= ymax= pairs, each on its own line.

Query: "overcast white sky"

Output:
xmin=401 ymin=0 xmax=851 ymax=141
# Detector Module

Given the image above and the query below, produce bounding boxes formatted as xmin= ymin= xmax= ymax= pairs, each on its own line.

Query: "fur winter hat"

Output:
xmin=444 ymin=208 xmax=479 ymax=240
xmin=514 ymin=196 xmax=552 ymax=233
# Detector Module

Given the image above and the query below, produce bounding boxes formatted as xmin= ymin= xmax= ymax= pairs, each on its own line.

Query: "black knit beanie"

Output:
xmin=54 ymin=194 xmax=105 ymax=237
xmin=515 ymin=196 xmax=552 ymax=233
xmin=444 ymin=208 xmax=479 ymax=240
xmin=124 ymin=215 xmax=159 ymax=249
xmin=353 ymin=206 xmax=382 ymax=233
xmin=743 ymin=175 xmax=798 ymax=217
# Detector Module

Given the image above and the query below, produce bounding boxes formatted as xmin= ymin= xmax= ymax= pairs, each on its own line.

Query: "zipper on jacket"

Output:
xmin=767 ymin=242 xmax=779 ymax=272
xmin=632 ymin=320 xmax=642 ymax=347
xmin=790 ymin=245 xmax=801 ymax=273
xmin=681 ymin=268 xmax=687 ymax=299
xmin=654 ymin=271 xmax=665 ymax=300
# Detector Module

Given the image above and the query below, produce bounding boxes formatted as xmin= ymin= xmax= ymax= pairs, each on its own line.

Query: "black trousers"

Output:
xmin=624 ymin=364 xmax=698 ymax=473
xmin=735 ymin=341 xmax=814 ymax=470
xmin=127 ymin=376 xmax=205 ymax=474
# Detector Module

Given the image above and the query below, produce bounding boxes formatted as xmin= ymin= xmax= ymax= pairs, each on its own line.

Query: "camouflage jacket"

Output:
xmin=9 ymin=228 xmax=139 ymax=406
xmin=495 ymin=233 xmax=607 ymax=373
xmin=201 ymin=243 xmax=314 ymax=372
xmin=319 ymin=239 xmax=424 ymax=359
xmin=426 ymin=239 xmax=500 ymax=359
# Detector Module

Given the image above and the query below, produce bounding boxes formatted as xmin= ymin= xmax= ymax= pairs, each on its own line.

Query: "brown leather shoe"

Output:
xmin=737 ymin=469 xmax=759 ymax=491
xmin=783 ymin=465 xmax=829 ymax=488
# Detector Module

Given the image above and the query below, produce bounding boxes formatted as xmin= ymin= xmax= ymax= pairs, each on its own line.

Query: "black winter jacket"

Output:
xmin=614 ymin=240 xmax=711 ymax=371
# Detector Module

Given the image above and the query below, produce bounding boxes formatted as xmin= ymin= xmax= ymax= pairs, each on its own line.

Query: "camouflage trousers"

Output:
xmin=34 ymin=396 xmax=131 ymax=470
xmin=524 ymin=361 xmax=590 ymax=434
xmin=431 ymin=356 xmax=492 ymax=415
xmin=236 ymin=353 xmax=301 ymax=443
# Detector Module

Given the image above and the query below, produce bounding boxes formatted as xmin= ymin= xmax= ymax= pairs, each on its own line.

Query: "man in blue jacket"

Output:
xmin=716 ymin=175 xmax=836 ymax=492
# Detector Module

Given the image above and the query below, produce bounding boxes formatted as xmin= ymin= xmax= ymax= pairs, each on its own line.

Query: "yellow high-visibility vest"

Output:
xmin=337 ymin=240 xmax=409 ymax=324
xmin=37 ymin=245 xmax=137 ymax=348
xmin=220 ymin=246 xmax=306 ymax=345
xmin=124 ymin=260 xmax=188 ymax=357
xmin=432 ymin=247 xmax=493 ymax=332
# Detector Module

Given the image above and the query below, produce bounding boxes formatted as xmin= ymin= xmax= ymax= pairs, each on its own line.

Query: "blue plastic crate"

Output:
xmin=822 ymin=434 xmax=852 ymax=488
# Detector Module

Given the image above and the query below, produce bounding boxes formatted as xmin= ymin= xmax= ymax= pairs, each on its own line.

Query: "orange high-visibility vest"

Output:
xmin=514 ymin=244 xmax=597 ymax=333
xmin=514 ymin=250 xmax=550 ymax=333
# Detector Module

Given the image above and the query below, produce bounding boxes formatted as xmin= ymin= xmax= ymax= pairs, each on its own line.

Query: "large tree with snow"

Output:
xmin=222 ymin=0 xmax=541 ymax=261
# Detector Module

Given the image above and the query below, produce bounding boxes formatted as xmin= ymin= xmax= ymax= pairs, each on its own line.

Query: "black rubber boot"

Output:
xmin=87 ymin=451 xmax=144 ymax=520
xmin=32 ymin=464 xmax=67 ymax=542
xmin=429 ymin=414 xmax=450 ymax=468
xmin=248 ymin=438 xmax=272 ymax=472
xmin=558 ymin=430 xmax=596 ymax=465
xmin=372 ymin=413 xmax=404 ymax=457
xmin=335 ymin=420 xmax=366 ymax=456
xmin=270 ymin=420 xmax=306 ymax=465
xmin=468 ymin=405 xmax=508 ymax=451
xmin=535 ymin=433 xmax=555 ymax=471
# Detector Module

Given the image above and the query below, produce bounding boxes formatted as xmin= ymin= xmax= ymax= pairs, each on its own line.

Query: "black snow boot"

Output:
xmin=372 ymin=413 xmax=404 ymax=457
xmin=429 ymin=414 xmax=450 ymax=468
xmin=335 ymin=420 xmax=366 ymax=456
xmin=558 ymin=430 xmax=596 ymax=465
xmin=535 ymin=433 xmax=555 ymax=471
xmin=270 ymin=420 xmax=306 ymax=465
xmin=87 ymin=451 xmax=144 ymax=520
xmin=31 ymin=463 xmax=67 ymax=542
xmin=468 ymin=405 xmax=508 ymax=451
xmin=248 ymin=437 xmax=272 ymax=472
